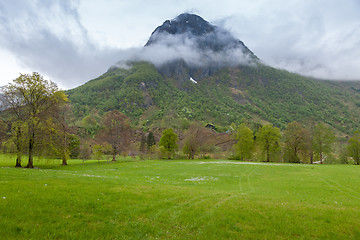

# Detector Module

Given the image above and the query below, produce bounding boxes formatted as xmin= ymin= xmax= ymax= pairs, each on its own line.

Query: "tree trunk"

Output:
xmin=266 ymin=148 xmax=270 ymax=162
xmin=15 ymin=152 xmax=22 ymax=167
xmin=15 ymin=127 xmax=22 ymax=167
xmin=62 ymin=132 xmax=68 ymax=165
xmin=320 ymin=152 xmax=323 ymax=164
xmin=112 ymin=147 xmax=116 ymax=162
xmin=62 ymin=157 xmax=68 ymax=166
xmin=293 ymin=147 xmax=299 ymax=163
xmin=26 ymin=132 xmax=34 ymax=168
xmin=319 ymin=144 xmax=323 ymax=164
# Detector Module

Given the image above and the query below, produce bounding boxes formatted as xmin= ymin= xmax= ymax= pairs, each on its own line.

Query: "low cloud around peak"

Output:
xmin=113 ymin=13 xmax=258 ymax=70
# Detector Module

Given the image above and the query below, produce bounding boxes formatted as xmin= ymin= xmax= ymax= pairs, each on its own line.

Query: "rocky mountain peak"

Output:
xmin=146 ymin=13 xmax=214 ymax=40
xmin=145 ymin=13 xmax=257 ymax=59
xmin=142 ymin=13 xmax=258 ymax=82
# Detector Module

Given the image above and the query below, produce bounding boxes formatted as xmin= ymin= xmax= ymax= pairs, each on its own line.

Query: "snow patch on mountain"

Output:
xmin=190 ymin=77 xmax=197 ymax=83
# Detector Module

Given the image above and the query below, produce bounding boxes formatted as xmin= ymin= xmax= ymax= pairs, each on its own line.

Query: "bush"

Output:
xmin=323 ymin=154 xmax=340 ymax=164
xmin=158 ymin=146 xmax=167 ymax=159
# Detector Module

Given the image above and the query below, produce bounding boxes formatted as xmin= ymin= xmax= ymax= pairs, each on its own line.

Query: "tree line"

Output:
xmin=159 ymin=122 xmax=360 ymax=165
xmin=1 ymin=73 xmax=360 ymax=167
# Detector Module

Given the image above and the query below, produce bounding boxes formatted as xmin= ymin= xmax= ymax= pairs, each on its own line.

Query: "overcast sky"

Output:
xmin=1 ymin=0 xmax=360 ymax=89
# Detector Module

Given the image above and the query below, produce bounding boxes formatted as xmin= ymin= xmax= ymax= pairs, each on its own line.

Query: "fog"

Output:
xmin=114 ymin=30 xmax=256 ymax=70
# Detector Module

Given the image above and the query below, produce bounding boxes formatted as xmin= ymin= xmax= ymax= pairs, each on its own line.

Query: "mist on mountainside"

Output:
xmin=112 ymin=13 xmax=258 ymax=71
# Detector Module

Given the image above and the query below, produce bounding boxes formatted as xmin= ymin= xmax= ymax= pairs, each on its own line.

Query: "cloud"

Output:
xmin=217 ymin=0 xmax=360 ymax=80
xmin=0 ymin=0 xmax=122 ymax=89
xmin=114 ymin=26 xmax=256 ymax=72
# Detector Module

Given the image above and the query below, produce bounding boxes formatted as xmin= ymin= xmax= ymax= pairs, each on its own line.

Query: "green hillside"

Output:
xmin=67 ymin=61 xmax=360 ymax=134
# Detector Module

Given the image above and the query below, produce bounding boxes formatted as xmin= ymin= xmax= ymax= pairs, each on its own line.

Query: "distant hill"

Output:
xmin=66 ymin=13 xmax=360 ymax=134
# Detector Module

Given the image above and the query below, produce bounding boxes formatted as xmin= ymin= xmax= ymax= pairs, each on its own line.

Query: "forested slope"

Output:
xmin=66 ymin=61 xmax=360 ymax=134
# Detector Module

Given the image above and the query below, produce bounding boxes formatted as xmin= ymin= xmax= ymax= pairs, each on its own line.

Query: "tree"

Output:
xmin=147 ymin=132 xmax=156 ymax=150
xmin=92 ymin=144 xmax=104 ymax=162
xmin=81 ymin=115 xmax=99 ymax=137
xmin=139 ymin=134 xmax=147 ymax=154
xmin=304 ymin=120 xmax=316 ymax=164
xmin=0 ymin=119 xmax=7 ymax=148
xmin=1 ymin=72 xmax=65 ymax=168
xmin=68 ymin=134 xmax=80 ymax=159
xmin=348 ymin=131 xmax=360 ymax=165
xmin=284 ymin=122 xmax=310 ymax=163
xmin=79 ymin=140 xmax=91 ymax=161
xmin=47 ymin=102 xmax=74 ymax=165
xmin=182 ymin=123 xmax=206 ymax=159
xmin=159 ymin=128 xmax=178 ymax=159
xmin=234 ymin=124 xmax=254 ymax=161
xmin=256 ymin=124 xmax=281 ymax=162
xmin=312 ymin=123 xmax=335 ymax=164
xmin=338 ymin=141 xmax=349 ymax=164
xmin=96 ymin=110 xmax=131 ymax=162
xmin=6 ymin=121 xmax=27 ymax=167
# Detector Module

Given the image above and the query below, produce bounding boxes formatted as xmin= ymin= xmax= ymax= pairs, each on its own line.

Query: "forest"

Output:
xmin=1 ymin=72 xmax=360 ymax=168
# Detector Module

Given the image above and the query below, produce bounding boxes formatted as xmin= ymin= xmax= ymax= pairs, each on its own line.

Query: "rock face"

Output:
xmin=146 ymin=13 xmax=256 ymax=56
xmin=146 ymin=14 xmax=216 ymax=43
xmin=145 ymin=13 xmax=258 ymax=83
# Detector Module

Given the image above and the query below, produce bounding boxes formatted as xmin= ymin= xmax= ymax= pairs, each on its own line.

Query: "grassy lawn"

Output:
xmin=0 ymin=155 xmax=360 ymax=239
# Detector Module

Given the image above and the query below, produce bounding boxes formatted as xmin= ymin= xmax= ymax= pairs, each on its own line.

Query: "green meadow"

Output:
xmin=1 ymin=155 xmax=359 ymax=239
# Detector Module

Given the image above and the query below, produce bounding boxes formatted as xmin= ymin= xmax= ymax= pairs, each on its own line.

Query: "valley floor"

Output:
xmin=0 ymin=157 xmax=359 ymax=239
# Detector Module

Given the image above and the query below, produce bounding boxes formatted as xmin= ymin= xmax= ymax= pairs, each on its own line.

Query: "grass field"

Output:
xmin=1 ymin=155 xmax=360 ymax=239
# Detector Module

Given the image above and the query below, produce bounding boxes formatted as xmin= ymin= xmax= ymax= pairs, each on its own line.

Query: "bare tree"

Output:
xmin=47 ymin=102 xmax=74 ymax=165
xmin=312 ymin=123 xmax=335 ymax=164
xmin=182 ymin=122 xmax=208 ymax=159
xmin=284 ymin=122 xmax=311 ymax=163
xmin=96 ymin=110 xmax=132 ymax=161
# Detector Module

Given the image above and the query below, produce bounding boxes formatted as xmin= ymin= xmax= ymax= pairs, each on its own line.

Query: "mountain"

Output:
xmin=145 ymin=13 xmax=257 ymax=59
xmin=66 ymin=13 xmax=360 ymax=134
xmin=144 ymin=13 xmax=258 ymax=83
